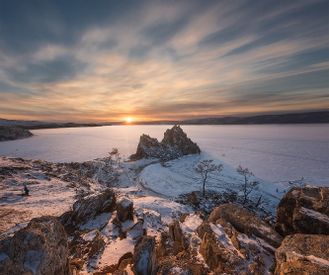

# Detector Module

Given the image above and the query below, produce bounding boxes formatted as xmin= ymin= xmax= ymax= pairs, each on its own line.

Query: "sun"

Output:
xmin=125 ymin=117 xmax=133 ymax=123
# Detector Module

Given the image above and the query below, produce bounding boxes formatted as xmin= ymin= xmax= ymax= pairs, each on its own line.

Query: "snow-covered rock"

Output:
xmin=60 ymin=189 xmax=116 ymax=231
xmin=0 ymin=216 xmax=69 ymax=275
xmin=275 ymin=234 xmax=329 ymax=274
xmin=276 ymin=185 xmax=329 ymax=235
xmin=209 ymin=203 xmax=282 ymax=247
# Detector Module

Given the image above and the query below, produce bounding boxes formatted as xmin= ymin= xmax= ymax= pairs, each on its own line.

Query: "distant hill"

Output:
xmin=181 ymin=111 xmax=329 ymax=125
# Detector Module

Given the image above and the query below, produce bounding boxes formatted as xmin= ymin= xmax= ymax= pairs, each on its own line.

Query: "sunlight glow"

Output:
xmin=125 ymin=117 xmax=133 ymax=123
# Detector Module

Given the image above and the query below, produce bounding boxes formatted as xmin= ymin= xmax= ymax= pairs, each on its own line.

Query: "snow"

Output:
xmin=132 ymin=195 xmax=191 ymax=232
xmin=237 ymin=234 xmax=275 ymax=274
xmin=286 ymin=251 xmax=329 ymax=267
xmin=299 ymin=207 xmax=329 ymax=223
xmin=181 ymin=213 xmax=203 ymax=233
xmin=0 ymin=157 xmax=76 ymax=237
xmin=139 ymin=153 xmax=288 ymax=214
xmin=82 ymin=230 xmax=99 ymax=242
xmin=80 ymin=213 xmax=112 ymax=231
xmin=210 ymin=223 xmax=241 ymax=256
xmin=98 ymin=238 xmax=135 ymax=269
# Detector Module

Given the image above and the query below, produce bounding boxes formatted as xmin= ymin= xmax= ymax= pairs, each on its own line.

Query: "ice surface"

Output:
xmin=0 ymin=124 xmax=328 ymax=186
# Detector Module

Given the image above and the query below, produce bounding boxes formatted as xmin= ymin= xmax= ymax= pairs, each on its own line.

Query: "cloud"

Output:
xmin=0 ymin=0 xmax=328 ymax=121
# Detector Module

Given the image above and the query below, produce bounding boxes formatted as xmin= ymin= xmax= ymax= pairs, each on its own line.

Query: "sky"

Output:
xmin=0 ymin=0 xmax=328 ymax=122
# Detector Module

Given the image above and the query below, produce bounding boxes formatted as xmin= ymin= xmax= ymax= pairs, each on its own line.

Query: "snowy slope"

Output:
xmin=139 ymin=153 xmax=291 ymax=214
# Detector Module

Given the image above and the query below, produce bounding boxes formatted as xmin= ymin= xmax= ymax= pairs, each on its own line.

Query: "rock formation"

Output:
xmin=209 ymin=203 xmax=282 ymax=247
xmin=130 ymin=125 xmax=200 ymax=161
xmin=60 ymin=189 xmax=116 ymax=231
xmin=162 ymin=125 xmax=201 ymax=155
xmin=276 ymin=185 xmax=329 ymax=235
xmin=275 ymin=234 xmax=329 ymax=274
xmin=193 ymin=204 xmax=282 ymax=274
xmin=0 ymin=126 xmax=33 ymax=141
xmin=0 ymin=216 xmax=69 ymax=275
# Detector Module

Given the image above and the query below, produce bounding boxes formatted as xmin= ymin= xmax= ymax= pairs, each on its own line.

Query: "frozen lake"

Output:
xmin=0 ymin=124 xmax=328 ymax=185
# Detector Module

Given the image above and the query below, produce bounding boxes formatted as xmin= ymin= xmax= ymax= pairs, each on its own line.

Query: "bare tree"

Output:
xmin=195 ymin=160 xmax=223 ymax=197
xmin=236 ymin=165 xmax=259 ymax=205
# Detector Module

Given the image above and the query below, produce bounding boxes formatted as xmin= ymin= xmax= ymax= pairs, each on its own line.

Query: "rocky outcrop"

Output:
xmin=60 ymin=189 xmax=116 ymax=230
xmin=275 ymin=234 xmax=329 ymax=275
xmin=133 ymin=236 xmax=157 ymax=275
xmin=209 ymin=203 xmax=282 ymax=247
xmin=0 ymin=216 xmax=69 ymax=275
xmin=117 ymin=198 xmax=134 ymax=222
xmin=162 ymin=125 xmax=201 ymax=155
xmin=130 ymin=125 xmax=200 ymax=161
xmin=0 ymin=126 xmax=33 ymax=141
xmin=275 ymin=185 xmax=329 ymax=235
xmin=130 ymin=134 xmax=163 ymax=160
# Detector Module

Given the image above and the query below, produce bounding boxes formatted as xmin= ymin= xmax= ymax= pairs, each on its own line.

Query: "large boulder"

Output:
xmin=0 ymin=216 xmax=69 ymax=275
xmin=275 ymin=186 xmax=329 ymax=235
xmin=130 ymin=125 xmax=200 ymax=161
xmin=133 ymin=236 xmax=157 ymax=275
xmin=60 ymin=189 xmax=116 ymax=230
xmin=275 ymin=234 xmax=329 ymax=275
xmin=209 ymin=203 xmax=282 ymax=247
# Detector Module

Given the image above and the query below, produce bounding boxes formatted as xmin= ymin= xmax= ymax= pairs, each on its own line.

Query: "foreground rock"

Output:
xmin=60 ymin=189 xmax=116 ymax=231
xmin=130 ymin=125 xmax=200 ymax=161
xmin=275 ymin=234 xmax=329 ymax=275
xmin=209 ymin=203 xmax=282 ymax=247
xmin=0 ymin=216 xmax=69 ymax=275
xmin=276 ymin=185 xmax=329 ymax=235
xmin=0 ymin=126 xmax=33 ymax=141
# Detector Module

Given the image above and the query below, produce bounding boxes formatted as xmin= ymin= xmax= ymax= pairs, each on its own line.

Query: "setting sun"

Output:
xmin=125 ymin=117 xmax=133 ymax=123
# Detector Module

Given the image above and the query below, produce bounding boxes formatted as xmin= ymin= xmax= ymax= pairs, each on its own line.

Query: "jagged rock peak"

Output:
xmin=130 ymin=125 xmax=201 ymax=161
xmin=162 ymin=125 xmax=201 ymax=155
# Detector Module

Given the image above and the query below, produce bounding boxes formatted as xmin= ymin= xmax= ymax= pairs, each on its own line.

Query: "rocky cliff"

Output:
xmin=130 ymin=125 xmax=200 ymax=161
xmin=0 ymin=126 xmax=33 ymax=141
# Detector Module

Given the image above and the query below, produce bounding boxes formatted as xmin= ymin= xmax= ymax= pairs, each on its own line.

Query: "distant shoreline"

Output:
xmin=1 ymin=110 xmax=328 ymax=130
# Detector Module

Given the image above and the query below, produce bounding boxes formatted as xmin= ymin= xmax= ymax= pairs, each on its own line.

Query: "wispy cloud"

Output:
xmin=0 ymin=0 xmax=328 ymax=121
